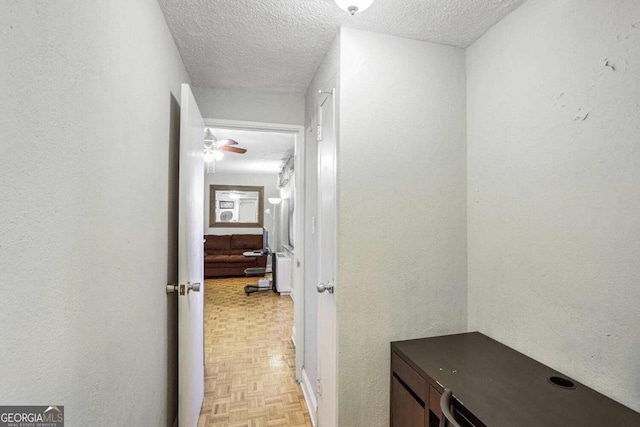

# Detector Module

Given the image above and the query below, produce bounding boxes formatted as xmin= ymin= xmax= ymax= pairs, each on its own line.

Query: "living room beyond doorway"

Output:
xmin=199 ymin=120 xmax=309 ymax=425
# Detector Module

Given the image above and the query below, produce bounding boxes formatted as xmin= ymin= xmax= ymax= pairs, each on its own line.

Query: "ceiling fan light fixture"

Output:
xmin=204 ymin=128 xmax=216 ymax=142
xmin=203 ymin=150 xmax=215 ymax=163
xmin=334 ymin=0 xmax=375 ymax=15
xmin=212 ymin=149 xmax=224 ymax=161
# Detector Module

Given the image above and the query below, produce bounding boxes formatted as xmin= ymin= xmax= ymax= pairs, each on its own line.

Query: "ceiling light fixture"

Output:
xmin=268 ymin=198 xmax=282 ymax=205
xmin=203 ymin=140 xmax=216 ymax=164
xmin=212 ymin=149 xmax=224 ymax=161
xmin=204 ymin=128 xmax=215 ymax=142
xmin=203 ymin=150 xmax=214 ymax=163
xmin=203 ymin=128 xmax=224 ymax=170
xmin=203 ymin=144 xmax=223 ymax=175
xmin=334 ymin=0 xmax=375 ymax=15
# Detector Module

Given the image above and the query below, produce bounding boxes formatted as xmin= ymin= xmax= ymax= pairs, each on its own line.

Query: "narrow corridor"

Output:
xmin=198 ymin=277 xmax=311 ymax=427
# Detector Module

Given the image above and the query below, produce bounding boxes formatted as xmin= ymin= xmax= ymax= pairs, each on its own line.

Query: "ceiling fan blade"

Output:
xmin=217 ymin=139 xmax=239 ymax=146
xmin=221 ymin=145 xmax=247 ymax=154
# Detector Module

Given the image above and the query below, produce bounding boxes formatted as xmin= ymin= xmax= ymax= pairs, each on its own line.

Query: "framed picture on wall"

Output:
xmin=219 ymin=201 xmax=234 ymax=209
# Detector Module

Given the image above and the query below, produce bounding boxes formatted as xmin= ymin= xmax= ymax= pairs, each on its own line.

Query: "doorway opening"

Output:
xmin=198 ymin=119 xmax=308 ymax=426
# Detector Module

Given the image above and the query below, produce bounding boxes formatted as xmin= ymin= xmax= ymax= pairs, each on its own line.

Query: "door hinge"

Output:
xmin=316 ymin=378 xmax=322 ymax=396
xmin=317 ymin=124 xmax=323 ymax=142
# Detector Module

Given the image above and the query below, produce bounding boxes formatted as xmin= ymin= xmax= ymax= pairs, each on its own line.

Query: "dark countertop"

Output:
xmin=392 ymin=332 xmax=640 ymax=427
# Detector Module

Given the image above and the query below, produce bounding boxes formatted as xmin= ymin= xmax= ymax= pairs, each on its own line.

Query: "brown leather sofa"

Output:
xmin=204 ymin=234 xmax=267 ymax=278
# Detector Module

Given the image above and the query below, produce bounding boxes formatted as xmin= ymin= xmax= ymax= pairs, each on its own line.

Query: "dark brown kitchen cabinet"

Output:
xmin=391 ymin=332 xmax=640 ymax=427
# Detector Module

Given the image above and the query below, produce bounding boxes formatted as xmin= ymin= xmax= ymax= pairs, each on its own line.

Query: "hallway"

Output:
xmin=198 ymin=277 xmax=311 ymax=427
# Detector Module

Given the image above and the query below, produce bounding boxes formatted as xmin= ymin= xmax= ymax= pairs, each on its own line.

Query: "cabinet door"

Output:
xmin=392 ymin=376 xmax=425 ymax=427
xmin=428 ymin=385 xmax=442 ymax=427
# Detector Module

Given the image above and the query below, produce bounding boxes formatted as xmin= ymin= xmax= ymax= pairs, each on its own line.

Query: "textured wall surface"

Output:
xmin=338 ymin=28 xmax=468 ymax=427
xmin=0 ymin=1 xmax=189 ymax=425
xmin=467 ymin=0 xmax=640 ymax=412
xmin=204 ymin=173 xmax=280 ymax=241
xmin=158 ymin=0 xmax=524 ymax=92
xmin=302 ymin=33 xmax=341 ymax=405
xmin=193 ymin=87 xmax=305 ymax=125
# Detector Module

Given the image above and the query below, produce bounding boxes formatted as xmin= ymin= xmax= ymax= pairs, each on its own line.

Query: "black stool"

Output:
xmin=243 ymin=267 xmax=271 ymax=295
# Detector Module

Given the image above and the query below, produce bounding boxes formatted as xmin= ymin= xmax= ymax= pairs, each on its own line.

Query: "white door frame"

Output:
xmin=203 ymin=118 xmax=306 ymax=383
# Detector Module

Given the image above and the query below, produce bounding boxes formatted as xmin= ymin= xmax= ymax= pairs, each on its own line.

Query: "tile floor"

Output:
xmin=198 ymin=276 xmax=312 ymax=427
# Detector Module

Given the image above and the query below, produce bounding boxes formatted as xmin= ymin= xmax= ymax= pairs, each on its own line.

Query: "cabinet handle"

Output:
xmin=439 ymin=389 xmax=462 ymax=427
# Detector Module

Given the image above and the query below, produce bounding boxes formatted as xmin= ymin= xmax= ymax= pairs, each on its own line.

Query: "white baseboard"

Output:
xmin=291 ymin=325 xmax=296 ymax=347
xmin=300 ymin=368 xmax=318 ymax=427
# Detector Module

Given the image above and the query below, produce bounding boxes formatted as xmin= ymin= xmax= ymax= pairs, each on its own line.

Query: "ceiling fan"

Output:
xmin=203 ymin=128 xmax=247 ymax=163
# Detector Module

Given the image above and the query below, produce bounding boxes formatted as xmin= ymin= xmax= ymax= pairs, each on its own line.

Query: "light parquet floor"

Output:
xmin=198 ymin=276 xmax=312 ymax=427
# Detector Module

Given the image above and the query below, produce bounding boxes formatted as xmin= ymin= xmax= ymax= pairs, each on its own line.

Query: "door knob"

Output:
xmin=316 ymin=282 xmax=334 ymax=294
xmin=167 ymin=283 xmax=201 ymax=294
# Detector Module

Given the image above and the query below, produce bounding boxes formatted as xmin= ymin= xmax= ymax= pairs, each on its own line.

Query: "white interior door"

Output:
xmin=178 ymin=83 xmax=205 ymax=427
xmin=316 ymin=88 xmax=337 ymax=427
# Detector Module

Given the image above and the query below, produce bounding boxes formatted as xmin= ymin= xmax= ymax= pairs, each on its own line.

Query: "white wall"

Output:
xmin=205 ymin=173 xmax=280 ymax=246
xmin=338 ymin=28 xmax=468 ymax=426
xmin=467 ymin=0 xmax=640 ymax=412
xmin=0 ymin=0 xmax=189 ymax=425
xmin=193 ymin=87 xmax=305 ymax=125
xmin=302 ymin=33 xmax=341 ymax=405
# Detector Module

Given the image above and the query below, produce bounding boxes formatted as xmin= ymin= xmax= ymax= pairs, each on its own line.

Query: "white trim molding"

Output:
xmin=204 ymin=118 xmax=304 ymax=135
xmin=301 ymin=368 xmax=318 ymax=427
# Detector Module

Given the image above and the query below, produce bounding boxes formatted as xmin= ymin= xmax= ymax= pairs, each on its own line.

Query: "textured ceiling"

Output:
xmin=209 ymin=128 xmax=294 ymax=174
xmin=158 ymin=0 xmax=526 ymax=93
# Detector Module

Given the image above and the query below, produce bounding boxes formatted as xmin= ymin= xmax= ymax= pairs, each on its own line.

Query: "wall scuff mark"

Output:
xmin=574 ymin=111 xmax=590 ymax=122
xmin=604 ymin=58 xmax=616 ymax=71
xmin=573 ymin=107 xmax=590 ymax=122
